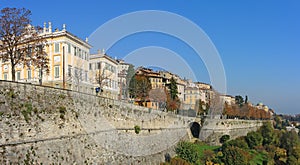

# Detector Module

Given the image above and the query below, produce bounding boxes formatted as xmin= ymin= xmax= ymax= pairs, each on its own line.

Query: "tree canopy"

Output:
xmin=0 ymin=7 xmax=49 ymax=81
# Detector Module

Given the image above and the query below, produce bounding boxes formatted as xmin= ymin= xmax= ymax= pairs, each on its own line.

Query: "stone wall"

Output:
xmin=0 ymin=80 xmax=191 ymax=164
xmin=199 ymin=118 xmax=264 ymax=145
xmin=0 ymin=80 xmax=264 ymax=164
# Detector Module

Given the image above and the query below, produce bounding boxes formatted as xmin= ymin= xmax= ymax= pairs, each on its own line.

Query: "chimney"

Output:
xmin=102 ymin=48 xmax=105 ymax=54
xmin=85 ymin=37 xmax=88 ymax=42
xmin=48 ymin=22 xmax=52 ymax=33
xmin=43 ymin=22 xmax=47 ymax=33
xmin=97 ymin=49 xmax=101 ymax=54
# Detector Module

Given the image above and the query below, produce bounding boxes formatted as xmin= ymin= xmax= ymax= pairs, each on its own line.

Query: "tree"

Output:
xmin=245 ymin=95 xmax=248 ymax=104
xmin=222 ymin=137 xmax=249 ymax=150
xmin=124 ymin=64 xmax=135 ymax=98
xmin=235 ymin=95 xmax=244 ymax=107
xmin=222 ymin=146 xmax=250 ymax=165
xmin=0 ymin=7 xmax=49 ymax=81
xmin=92 ymin=64 xmax=113 ymax=94
xmin=68 ymin=60 xmax=86 ymax=91
xmin=260 ymin=122 xmax=275 ymax=146
xmin=196 ymin=99 xmax=207 ymax=116
xmin=175 ymin=141 xmax=199 ymax=164
xmin=280 ymin=130 xmax=300 ymax=156
xmin=246 ymin=131 xmax=263 ymax=149
xmin=208 ymin=91 xmax=223 ymax=118
xmin=165 ymin=77 xmax=180 ymax=112
xmin=169 ymin=77 xmax=178 ymax=100
xmin=149 ymin=88 xmax=167 ymax=110
xmin=128 ymin=75 xmax=151 ymax=106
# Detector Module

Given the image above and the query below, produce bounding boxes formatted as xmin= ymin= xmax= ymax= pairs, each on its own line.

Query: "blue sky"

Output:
xmin=1 ymin=0 xmax=300 ymax=114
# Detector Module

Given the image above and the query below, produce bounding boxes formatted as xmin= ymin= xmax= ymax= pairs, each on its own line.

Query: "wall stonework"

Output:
xmin=199 ymin=119 xmax=264 ymax=145
xmin=0 ymin=80 xmax=264 ymax=164
xmin=0 ymin=80 xmax=191 ymax=164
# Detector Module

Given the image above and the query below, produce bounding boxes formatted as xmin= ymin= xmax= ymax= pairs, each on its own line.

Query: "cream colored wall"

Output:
xmin=89 ymin=55 xmax=119 ymax=99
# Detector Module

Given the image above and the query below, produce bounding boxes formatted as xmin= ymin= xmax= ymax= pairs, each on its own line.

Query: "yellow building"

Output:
xmin=0 ymin=22 xmax=92 ymax=93
xmin=135 ymin=67 xmax=165 ymax=110
xmin=89 ymin=51 xmax=119 ymax=99
xmin=160 ymin=71 xmax=187 ymax=104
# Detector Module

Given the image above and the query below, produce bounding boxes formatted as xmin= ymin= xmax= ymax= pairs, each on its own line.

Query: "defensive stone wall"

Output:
xmin=0 ymin=80 xmax=265 ymax=164
xmin=0 ymin=80 xmax=190 ymax=164
xmin=199 ymin=118 xmax=264 ymax=145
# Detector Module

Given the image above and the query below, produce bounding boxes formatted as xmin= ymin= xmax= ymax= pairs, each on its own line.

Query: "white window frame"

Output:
xmin=27 ymin=70 xmax=31 ymax=80
xmin=54 ymin=43 xmax=60 ymax=53
xmin=54 ymin=66 xmax=60 ymax=78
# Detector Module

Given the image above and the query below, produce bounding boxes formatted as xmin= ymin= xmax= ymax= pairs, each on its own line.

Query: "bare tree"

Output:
xmin=32 ymin=44 xmax=49 ymax=85
xmin=0 ymin=7 xmax=49 ymax=81
xmin=207 ymin=90 xmax=223 ymax=119
xmin=67 ymin=60 xmax=86 ymax=91
xmin=149 ymin=88 xmax=167 ymax=110
xmin=89 ymin=64 xmax=113 ymax=95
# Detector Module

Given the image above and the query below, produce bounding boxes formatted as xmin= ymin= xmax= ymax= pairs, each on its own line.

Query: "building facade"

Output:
xmin=89 ymin=51 xmax=119 ymax=99
xmin=0 ymin=22 xmax=92 ymax=93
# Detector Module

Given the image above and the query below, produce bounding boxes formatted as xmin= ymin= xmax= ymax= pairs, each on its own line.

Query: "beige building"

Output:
xmin=0 ymin=22 xmax=92 ymax=93
xmin=116 ymin=60 xmax=131 ymax=100
xmin=159 ymin=71 xmax=186 ymax=104
xmin=220 ymin=94 xmax=235 ymax=105
xmin=89 ymin=51 xmax=119 ymax=99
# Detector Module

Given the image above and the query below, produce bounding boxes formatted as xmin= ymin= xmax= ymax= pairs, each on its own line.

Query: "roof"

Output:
xmin=41 ymin=30 xmax=92 ymax=49
xmin=89 ymin=53 xmax=118 ymax=65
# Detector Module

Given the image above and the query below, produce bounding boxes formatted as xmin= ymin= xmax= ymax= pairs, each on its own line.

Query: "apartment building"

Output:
xmin=0 ymin=22 xmax=92 ymax=93
xmin=89 ymin=51 xmax=119 ymax=99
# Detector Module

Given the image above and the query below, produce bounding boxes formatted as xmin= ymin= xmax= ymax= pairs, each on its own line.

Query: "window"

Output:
xmin=38 ymin=69 xmax=42 ymax=78
xmin=68 ymin=65 xmax=72 ymax=77
xmin=54 ymin=43 xmax=60 ymax=53
xmin=27 ymin=70 xmax=31 ymax=80
xmin=27 ymin=47 xmax=32 ymax=57
xmin=85 ymin=71 xmax=88 ymax=81
xmin=16 ymin=71 xmax=21 ymax=80
xmin=37 ymin=45 xmax=43 ymax=53
xmin=74 ymin=46 xmax=77 ymax=56
xmin=97 ymin=62 xmax=101 ymax=69
xmin=79 ymin=49 xmax=82 ymax=58
xmin=4 ymin=73 xmax=8 ymax=80
xmin=54 ymin=66 xmax=60 ymax=78
xmin=67 ymin=43 xmax=71 ymax=53
xmin=89 ymin=63 xmax=92 ymax=70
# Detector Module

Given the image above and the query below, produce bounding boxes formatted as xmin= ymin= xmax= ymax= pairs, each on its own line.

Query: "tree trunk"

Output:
xmin=39 ymin=70 xmax=43 ymax=85
xmin=11 ymin=65 xmax=16 ymax=81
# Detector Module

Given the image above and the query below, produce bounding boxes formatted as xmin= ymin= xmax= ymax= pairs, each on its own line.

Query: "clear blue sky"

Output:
xmin=1 ymin=0 xmax=300 ymax=115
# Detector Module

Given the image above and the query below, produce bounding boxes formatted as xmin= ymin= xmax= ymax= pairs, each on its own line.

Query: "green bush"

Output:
xmin=246 ymin=131 xmax=263 ymax=149
xmin=134 ymin=125 xmax=141 ymax=134
xmin=222 ymin=137 xmax=249 ymax=150
xmin=22 ymin=103 xmax=33 ymax=122
xmin=175 ymin=141 xmax=199 ymax=164
xmin=222 ymin=146 xmax=250 ymax=165
xmin=220 ymin=135 xmax=230 ymax=144
xmin=58 ymin=106 xmax=66 ymax=120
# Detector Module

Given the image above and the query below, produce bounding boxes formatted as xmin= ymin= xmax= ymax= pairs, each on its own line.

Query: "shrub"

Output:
xmin=222 ymin=137 xmax=249 ymax=150
xmin=175 ymin=141 xmax=199 ymax=164
xmin=246 ymin=131 xmax=263 ymax=149
xmin=222 ymin=146 xmax=250 ymax=165
xmin=134 ymin=125 xmax=141 ymax=134
xmin=22 ymin=103 xmax=33 ymax=122
xmin=58 ymin=106 xmax=66 ymax=120
xmin=220 ymin=135 xmax=230 ymax=144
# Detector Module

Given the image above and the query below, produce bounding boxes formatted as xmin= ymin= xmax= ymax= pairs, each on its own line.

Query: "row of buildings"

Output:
xmin=0 ymin=22 xmax=237 ymax=111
